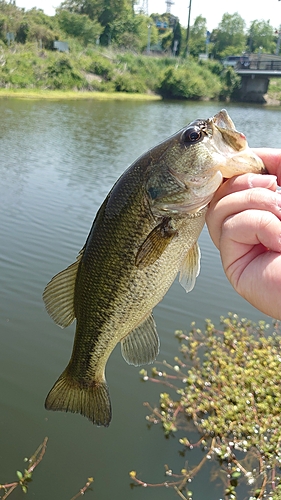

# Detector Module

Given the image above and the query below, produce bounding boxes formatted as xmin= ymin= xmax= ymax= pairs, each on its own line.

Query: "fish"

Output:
xmin=43 ymin=109 xmax=265 ymax=427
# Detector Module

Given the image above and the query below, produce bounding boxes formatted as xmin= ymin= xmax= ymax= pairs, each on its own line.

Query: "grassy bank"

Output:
xmin=267 ymin=78 xmax=281 ymax=105
xmin=0 ymin=43 xmax=238 ymax=101
xmin=0 ymin=88 xmax=161 ymax=100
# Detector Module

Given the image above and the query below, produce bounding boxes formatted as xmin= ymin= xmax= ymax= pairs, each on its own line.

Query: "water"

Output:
xmin=1 ymin=98 xmax=281 ymax=500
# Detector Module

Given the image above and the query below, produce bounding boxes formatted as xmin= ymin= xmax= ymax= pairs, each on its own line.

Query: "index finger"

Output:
xmin=253 ymin=148 xmax=281 ymax=182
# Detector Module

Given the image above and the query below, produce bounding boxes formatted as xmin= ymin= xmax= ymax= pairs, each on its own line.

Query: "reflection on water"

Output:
xmin=0 ymin=98 xmax=280 ymax=499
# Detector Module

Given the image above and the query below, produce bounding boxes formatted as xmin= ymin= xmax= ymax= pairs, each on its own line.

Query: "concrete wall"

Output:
xmin=238 ymin=75 xmax=269 ymax=103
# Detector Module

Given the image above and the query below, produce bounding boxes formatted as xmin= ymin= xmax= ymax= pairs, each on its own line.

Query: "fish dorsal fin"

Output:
xmin=43 ymin=249 xmax=84 ymax=328
xmin=121 ymin=313 xmax=160 ymax=366
xmin=135 ymin=217 xmax=177 ymax=269
xmin=179 ymin=242 xmax=201 ymax=293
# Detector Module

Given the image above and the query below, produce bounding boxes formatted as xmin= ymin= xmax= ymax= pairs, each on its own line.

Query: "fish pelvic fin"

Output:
xmin=45 ymin=369 xmax=112 ymax=427
xmin=121 ymin=312 xmax=160 ymax=366
xmin=179 ymin=241 xmax=201 ymax=293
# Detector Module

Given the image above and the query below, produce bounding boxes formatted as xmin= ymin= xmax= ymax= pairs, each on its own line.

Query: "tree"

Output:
xmin=110 ymin=13 xmax=158 ymax=51
xmin=57 ymin=10 xmax=103 ymax=45
xmin=247 ymin=19 xmax=275 ymax=54
xmin=171 ymin=20 xmax=181 ymax=56
xmin=211 ymin=12 xmax=246 ymax=59
xmin=188 ymin=15 xmax=207 ymax=57
xmin=16 ymin=8 xmax=58 ymax=48
xmin=58 ymin=0 xmax=137 ymax=45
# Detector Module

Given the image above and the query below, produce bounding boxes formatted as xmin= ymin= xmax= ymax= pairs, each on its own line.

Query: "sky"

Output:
xmin=13 ymin=0 xmax=281 ymax=31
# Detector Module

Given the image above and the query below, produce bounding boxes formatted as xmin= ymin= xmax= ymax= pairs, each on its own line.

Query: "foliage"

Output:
xmin=268 ymin=78 xmax=281 ymax=103
xmin=57 ymin=10 xmax=103 ymax=45
xmin=0 ymin=0 xmax=280 ymax=65
xmin=132 ymin=314 xmax=281 ymax=499
xmin=114 ymin=52 xmax=170 ymax=90
xmin=113 ymin=71 xmax=146 ymax=93
xmin=188 ymin=15 xmax=208 ymax=58
xmin=247 ymin=20 xmax=276 ymax=54
xmin=220 ymin=66 xmax=241 ymax=100
xmin=157 ymin=61 xmax=222 ymax=100
xmin=86 ymin=52 xmax=114 ymax=80
xmin=46 ymin=53 xmax=87 ymax=89
xmin=211 ymin=12 xmax=246 ymax=59
xmin=171 ymin=20 xmax=181 ymax=56
xmin=110 ymin=13 xmax=158 ymax=52
xmin=59 ymin=0 xmax=135 ymax=46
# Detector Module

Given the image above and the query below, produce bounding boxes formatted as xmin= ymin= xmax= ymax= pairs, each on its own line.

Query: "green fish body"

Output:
xmin=43 ymin=110 xmax=265 ymax=426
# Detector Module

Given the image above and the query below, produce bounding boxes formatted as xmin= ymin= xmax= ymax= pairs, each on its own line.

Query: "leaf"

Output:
xmin=16 ymin=470 xmax=23 ymax=480
xmin=231 ymin=471 xmax=241 ymax=479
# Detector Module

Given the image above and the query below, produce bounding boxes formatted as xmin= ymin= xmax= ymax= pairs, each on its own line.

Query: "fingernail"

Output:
xmin=249 ymin=174 xmax=277 ymax=189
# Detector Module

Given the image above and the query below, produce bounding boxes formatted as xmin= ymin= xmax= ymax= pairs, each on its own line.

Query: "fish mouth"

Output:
xmin=212 ymin=109 xmax=237 ymax=131
xmin=207 ymin=110 xmax=266 ymax=177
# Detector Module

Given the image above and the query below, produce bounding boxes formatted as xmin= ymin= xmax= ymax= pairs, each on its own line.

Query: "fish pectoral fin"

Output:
xmin=45 ymin=368 xmax=112 ymax=426
xmin=121 ymin=313 xmax=160 ymax=366
xmin=179 ymin=242 xmax=201 ymax=293
xmin=135 ymin=217 xmax=177 ymax=269
xmin=42 ymin=249 xmax=84 ymax=328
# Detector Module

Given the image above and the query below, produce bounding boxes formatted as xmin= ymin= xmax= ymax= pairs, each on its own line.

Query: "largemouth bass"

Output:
xmin=43 ymin=109 xmax=265 ymax=426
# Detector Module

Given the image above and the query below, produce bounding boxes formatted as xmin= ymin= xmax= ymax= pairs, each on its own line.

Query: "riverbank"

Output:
xmin=1 ymin=87 xmax=280 ymax=104
xmin=0 ymin=88 xmax=162 ymax=100
xmin=1 ymin=44 xmax=281 ymax=104
xmin=0 ymin=44 xmax=230 ymax=101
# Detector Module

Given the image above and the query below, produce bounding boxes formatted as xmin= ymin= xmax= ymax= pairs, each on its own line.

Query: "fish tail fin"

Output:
xmin=45 ymin=369 xmax=112 ymax=427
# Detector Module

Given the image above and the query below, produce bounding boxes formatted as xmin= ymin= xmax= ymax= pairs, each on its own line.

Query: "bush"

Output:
xmin=220 ymin=66 xmax=241 ymax=100
xmin=46 ymin=54 xmax=88 ymax=89
xmin=113 ymin=72 xmax=147 ymax=93
xmin=157 ymin=63 xmax=222 ymax=100
xmin=87 ymin=54 xmax=114 ymax=81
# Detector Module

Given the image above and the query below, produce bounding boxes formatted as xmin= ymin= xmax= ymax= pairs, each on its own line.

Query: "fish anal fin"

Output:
xmin=43 ymin=249 xmax=84 ymax=328
xmin=135 ymin=217 xmax=177 ymax=269
xmin=179 ymin=242 xmax=201 ymax=293
xmin=45 ymin=369 xmax=112 ymax=427
xmin=121 ymin=313 xmax=160 ymax=366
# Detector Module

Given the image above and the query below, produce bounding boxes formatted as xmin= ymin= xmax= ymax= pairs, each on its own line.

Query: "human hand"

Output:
xmin=206 ymin=148 xmax=281 ymax=319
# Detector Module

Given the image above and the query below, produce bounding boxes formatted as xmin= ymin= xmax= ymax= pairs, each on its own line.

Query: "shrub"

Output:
xmin=158 ymin=64 xmax=221 ymax=100
xmin=46 ymin=54 xmax=87 ymax=89
xmin=87 ymin=54 xmax=114 ymax=81
xmin=113 ymin=72 xmax=147 ymax=93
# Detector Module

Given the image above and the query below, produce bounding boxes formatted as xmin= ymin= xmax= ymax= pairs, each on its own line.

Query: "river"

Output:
xmin=1 ymin=98 xmax=281 ymax=500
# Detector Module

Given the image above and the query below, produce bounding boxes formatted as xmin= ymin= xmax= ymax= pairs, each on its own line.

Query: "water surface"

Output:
xmin=1 ymin=99 xmax=280 ymax=499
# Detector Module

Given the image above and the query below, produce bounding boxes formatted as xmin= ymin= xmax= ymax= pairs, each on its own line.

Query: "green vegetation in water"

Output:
xmin=131 ymin=313 xmax=281 ymax=500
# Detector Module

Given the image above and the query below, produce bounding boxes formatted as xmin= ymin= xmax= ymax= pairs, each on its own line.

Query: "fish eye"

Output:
xmin=181 ymin=126 xmax=202 ymax=144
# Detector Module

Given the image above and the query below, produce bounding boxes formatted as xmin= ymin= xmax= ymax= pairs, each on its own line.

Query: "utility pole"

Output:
xmin=165 ymin=0 xmax=174 ymax=14
xmin=185 ymin=0 xmax=192 ymax=56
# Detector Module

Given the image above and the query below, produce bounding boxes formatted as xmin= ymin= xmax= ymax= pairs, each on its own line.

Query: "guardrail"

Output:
xmin=236 ymin=60 xmax=281 ymax=71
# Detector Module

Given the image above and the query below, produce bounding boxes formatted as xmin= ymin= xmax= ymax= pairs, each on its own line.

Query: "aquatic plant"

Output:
xmin=0 ymin=437 xmax=93 ymax=499
xmin=130 ymin=313 xmax=281 ymax=500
